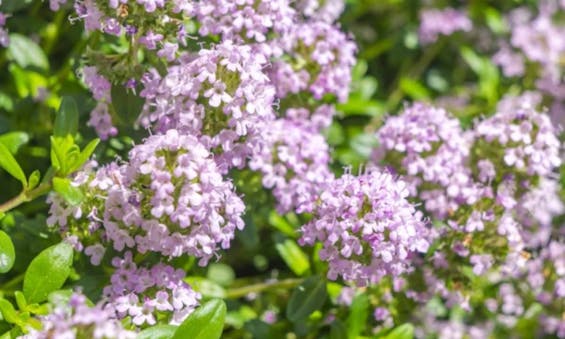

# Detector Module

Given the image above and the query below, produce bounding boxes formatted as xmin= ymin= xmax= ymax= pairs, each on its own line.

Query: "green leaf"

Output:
xmin=53 ymin=97 xmax=79 ymax=139
xmin=0 ymin=299 xmax=20 ymax=325
xmin=14 ymin=292 xmax=26 ymax=311
xmin=23 ymin=242 xmax=74 ymax=304
xmin=27 ymin=170 xmax=40 ymax=190
xmin=111 ymin=83 xmax=145 ymax=124
xmin=399 ymin=78 xmax=430 ymax=100
xmin=330 ymin=320 xmax=348 ymax=339
xmin=346 ymin=293 xmax=369 ymax=338
xmin=7 ymin=34 xmax=49 ymax=71
xmin=0 ymin=132 xmax=29 ymax=155
xmin=286 ymin=275 xmax=327 ymax=323
xmin=67 ymin=139 xmax=99 ymax=174
xmin=52 ymin=177 xmax=84 ymax=206
xmin=172 ymin=299 xmax=227 ymax=339
xmin=275 ymin=239 xmax=310 ymax=276
xmin=0 ymin=0 xmax=34 ymax=12
xmin=0 ymin=142 xmax=27 ymax=187
xmin=0 ymin=231 xmax=15 ymax=274
xmin=138 ymin=325 xmax=178 ymax=339
xmin=185 ymin=277 xmax=226 ymax=299
xmin=381 ymin=324 xmax=414 ymax=339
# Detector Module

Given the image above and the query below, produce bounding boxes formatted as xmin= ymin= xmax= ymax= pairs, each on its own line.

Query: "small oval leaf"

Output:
xmin=0 ymin=132 xmax=29 ymax=155
xmin=0 ymin=231 xmax=15 ymax=274
xmin=172 ymin=299 xmax=227 ymax=339
xmin=0 ymin=142 xmax=27 ymax=187
xmin=23 ymin=242 xmax=74 ymax=304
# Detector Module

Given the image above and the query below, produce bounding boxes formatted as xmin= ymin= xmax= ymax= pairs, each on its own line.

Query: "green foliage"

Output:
xmin=0 ymin=231 xmax=15 ymax=274
xmin=286 ymin=275 xmax=328 ymax=323
xmin=23 ymin=242 xmax=73 ymax=304
xmin=173 ymin=299 xmax=227 ymax=339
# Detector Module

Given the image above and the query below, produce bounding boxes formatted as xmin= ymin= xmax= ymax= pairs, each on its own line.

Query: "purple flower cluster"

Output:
xmin=81 ymin=66 xmax=118 ymax=140
xmin=418 ymin=8 xmax=472 ymax=44
xmin=23 ymin=292 xmax=136 ymax=339
xmin=194 ymin=0 xmax=295 ymax=43
xmin=139 ymin=42 xmax=276 ymax=172
xmin=249 ymin=118 xmax=334 ymax=214
xmin=299 ymin=169 xmax=430 ymax=285
xmin=294 ymin=0 xmax=345 ymax=23
xmin=48 ymin=130 xmax=245 ymax=266
xmin=374 ymin=103 xmax=480 ymax=219
xmin=269 ymin=21 xmax=356 ymax=103
xmin=103 ymin=253 xmax=201 ymax=326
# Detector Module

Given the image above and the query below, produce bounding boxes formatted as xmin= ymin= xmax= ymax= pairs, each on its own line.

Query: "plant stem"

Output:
xmin=225 ymin=278 xmax=303 ymax=299
xmin=0 ymin=183 xmax=52 ymax=215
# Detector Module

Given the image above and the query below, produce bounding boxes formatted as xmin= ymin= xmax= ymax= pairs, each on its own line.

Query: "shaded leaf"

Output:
xmin=7 ymin=34 xmax=49 ymax=71
xmin=286 ymin=275 xmax=327 ymax=323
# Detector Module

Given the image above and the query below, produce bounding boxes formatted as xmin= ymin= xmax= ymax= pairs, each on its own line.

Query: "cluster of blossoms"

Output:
xmin=269 ymin=21 xmax=357 ymax=103
xmin=300 ymin=169 xmax=430 ymax=285
xmin=418 ymin=7 xmax=472 ymax=44
xmin=139 ymin=42 xmax=276 ymax=172
xmin=48 ymin=130 xmax=245 ymax=266
xmin=373 ymin=98 xmax=563 ymax=336
xmin=293 ymin=0 xmax=344 ymax=23
xmin=249 ymin=118 xmax=334 ymax=214
xmin=82 ymin=66 xmax=118 ymax=140
xmin=23 ymin=292 xmax=136 ymax=339
xmin=103 ymin=253 xmax=201 ymax=326
xmin=493 ymin=0 xmax=565 ymax=122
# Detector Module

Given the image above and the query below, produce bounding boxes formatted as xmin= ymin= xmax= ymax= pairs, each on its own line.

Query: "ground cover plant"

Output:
xmin=0 ymin=0 xmax=563 ymax=338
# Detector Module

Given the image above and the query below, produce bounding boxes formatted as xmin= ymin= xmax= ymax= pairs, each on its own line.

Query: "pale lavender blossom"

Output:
xmin=418 ymin=8 xmax=472 ymax=44
xmin=299 ymin=169 xmax=430 ymax=285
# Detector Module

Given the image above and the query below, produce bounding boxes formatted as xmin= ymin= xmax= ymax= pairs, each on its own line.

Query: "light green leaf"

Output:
xmin=0 ymin=231 xmax=15 ymax=274
xmin=27 ymin=170 xmax=40 ymax=190
xmin=138 ymin=325 xmax=178 ymax=339
xmin=286 ymin=276 xmax=327 ymax=323
xmin=381 ymin=324 xmax=414 ymax=339
xmin=275 ymin=239 xmax=310 ymax=276
xmin=0 ymin=132 xmax=29 ymax=155
xmin=207 ymin=263 xmax=235 ymax=287
xmin=23 ymin=242 xmax=74 ymax=304
xmin=172 ymin=299 xmax=227 ymax=339
xmin=346 ymin=293 xmax=369 ymax=338
xmin=7 ymin=34 xmax=49 ymax=71
xmin=52 ymin=177 xmax=84 ymax=206
xmin=0 ymin=142 xmax=27 ymax=187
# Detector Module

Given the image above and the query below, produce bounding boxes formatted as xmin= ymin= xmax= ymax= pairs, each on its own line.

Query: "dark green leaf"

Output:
xmin=0 ymin=231 xmax=15 ymax=274
xmin=0 ymin=132 xmax=29 ymax=155
xmin=0 ymin=142 xmax=27 ymax=186
xmin=286 ymin=276 xmax=327 ymax=323
xmin=0 ymin=0 xmax=34 ymax=12
xmin=52 ymin=177 xmax=84 ymax=206
xmin=172 ymin=299 xmax=227 ymax=339
xmin=138 ymin=325 xmax=178 ymax=339
xmin=53 ymin=97 xmax=79 ymax=138
xmin=330 ymin=320 xmax=348 ymax=339
xmin=23 ymin=242 xmax=74 ymax=304
xmin=7 ymin=34 xmax=49 ymax=71
xmin=111 ymin=83 xmax=145 ymax=124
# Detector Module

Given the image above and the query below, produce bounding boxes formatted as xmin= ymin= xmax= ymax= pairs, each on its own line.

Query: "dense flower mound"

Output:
xmin=249 ymin=118 xmax=334 ymax=214
xmin=284 ymin=104 xmax=336 ymax=131
xmin=48 ymin=131 xmax=245 ymax=266
xmin=294 ymin=0 xmax=344 ymax=23
xmin=103 ymin=253 xmax=201 ymax=326
xmin=375 ymin=102 xmax=480 ymax=219
xmin=471 ymin=101 xmax=561 ymax=191
xmin=139 ymin=41 xmax=276 ymax=172
xmin=22 ymin=292 xmax=136 ymax=339
xmin=194 ymin=0 xmax=295 ymax=43
xmin=114 ymin=130 xmax=245 ymax=264
xmin=418 ymin=7 xmax=472 ymax=44
xmin=299 ymin=169 xmax=430 ymax=285
xmin=269 ymin=21 xmax=356 ymax=103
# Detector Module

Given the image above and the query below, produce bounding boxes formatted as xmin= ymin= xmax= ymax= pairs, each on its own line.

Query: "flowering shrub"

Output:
xmin=0 ymin=0 xmax=562 ymax=338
